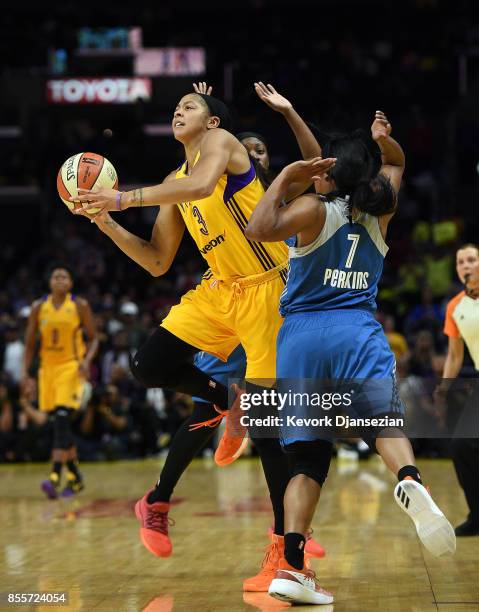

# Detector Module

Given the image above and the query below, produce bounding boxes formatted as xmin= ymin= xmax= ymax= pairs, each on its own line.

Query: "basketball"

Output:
xmin=57 ymin=152 xmax=118 ymax=214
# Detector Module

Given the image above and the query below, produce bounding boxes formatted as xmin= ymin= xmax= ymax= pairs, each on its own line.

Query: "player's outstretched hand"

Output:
xmin=193 ymin=81 xmax=213 ymax=95
xmin=254 ymin=82 xmax=293 ymax=114
xmin=282 ymin=157 xmax=336 ymax=183
xmin=371 ymin=110 xmax=392 ymax=141
xmin=71 ymin=188 xmax=120 ymax=216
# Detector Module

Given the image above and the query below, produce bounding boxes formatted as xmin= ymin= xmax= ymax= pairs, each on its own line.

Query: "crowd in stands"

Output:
xmin=0 ymin=207 xmax=470 ymax=463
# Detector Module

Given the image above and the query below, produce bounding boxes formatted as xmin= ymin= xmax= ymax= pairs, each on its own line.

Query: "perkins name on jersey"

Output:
xmin=323 ymin=268 xmax=370 ymax=289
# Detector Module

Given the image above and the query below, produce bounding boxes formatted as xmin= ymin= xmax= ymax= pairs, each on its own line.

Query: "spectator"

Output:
xmin=404 ymin=287 xmax=443 ymax=340
xmin=3 ymin=322 xmax=24 ymax=384
xmin=119 ymin=301 xmax=148 ymax=351
xmin=383 ymin=315 xmax=409 ymax=361
xmin=101 ymin=330 xmax=131 ymax=385
xmin=0 ymin=382 xmax=14 ymax=461
xmin=78 ymin=385 xmax=129 ymax=460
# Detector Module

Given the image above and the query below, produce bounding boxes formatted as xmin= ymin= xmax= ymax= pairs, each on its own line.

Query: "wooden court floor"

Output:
xmin=0 ymin=456 xmax=478 ymax=612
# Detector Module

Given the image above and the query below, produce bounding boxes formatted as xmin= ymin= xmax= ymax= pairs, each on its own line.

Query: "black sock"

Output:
xmin=252 ymin=437 xmax=292 ymax=536
xmin=148 ymin=402 xmax=220 ymax=504
xmin=284 ymin=532 xmax=306 ymax=570
xmin=66 ymin=460 xmax=81 ymax=481
xmin=398 ymin=465 xmax=422 ymax=484
xmin=50 ymin=461 xmax=62 ymax=481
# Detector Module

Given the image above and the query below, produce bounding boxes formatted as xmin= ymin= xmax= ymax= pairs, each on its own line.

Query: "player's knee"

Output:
xmin=130 ymin=328 xmax=186 ymax=388
xmin=286 ymin=440 xmax=333 ymax=486
xmin=53 ymin=407 xmax=74 ymax=450
xmin=130 ymin=349 xmax=170 ymax=388
xmin=371 ymin=420 xmax=407 ymax=454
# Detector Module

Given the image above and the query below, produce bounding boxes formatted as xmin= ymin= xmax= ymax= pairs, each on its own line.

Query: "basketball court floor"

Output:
xmin=1 ymin=457 xmax=477 ymax=611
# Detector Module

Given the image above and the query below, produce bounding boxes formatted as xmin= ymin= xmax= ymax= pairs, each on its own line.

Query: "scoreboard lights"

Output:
xmin=46 ymin=78 xmax=152 ymax=104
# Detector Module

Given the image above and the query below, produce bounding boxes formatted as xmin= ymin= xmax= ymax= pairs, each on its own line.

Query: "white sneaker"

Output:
xmin=268 ymin=562 xmax=334 ymax=605
xmin=394 ymin=478 xmax=456 ymax=557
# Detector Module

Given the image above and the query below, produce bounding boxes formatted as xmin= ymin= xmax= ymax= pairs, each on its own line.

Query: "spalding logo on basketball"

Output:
xmin=57 ymin=152 xmax=118 ymax=215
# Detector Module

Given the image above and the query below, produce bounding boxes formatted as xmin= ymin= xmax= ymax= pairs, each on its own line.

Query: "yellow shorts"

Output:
xmin=38 ymin=361 xmax=84 ymax=412
xmin=161 ymin=264 xmax=287 ymax=380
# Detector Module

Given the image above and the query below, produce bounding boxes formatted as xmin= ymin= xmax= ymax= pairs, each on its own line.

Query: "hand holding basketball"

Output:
xmin=73 ymin=187 xmax=121 ymax=215
xmin=57 ymin=152 xmax=118 ymax=215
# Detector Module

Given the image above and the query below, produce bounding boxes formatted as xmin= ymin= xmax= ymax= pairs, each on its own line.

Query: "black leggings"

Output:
xmin=136 ymin=332 xmax=292 ymax=533
xmin=131 ymin=327 xmax=229 ymax=409
xmin=52 ymin=407 xmax=75 ymax=450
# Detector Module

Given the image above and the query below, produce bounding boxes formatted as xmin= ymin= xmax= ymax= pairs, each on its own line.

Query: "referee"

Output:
xmin=434 ymin=244 xmax=479 ymax=536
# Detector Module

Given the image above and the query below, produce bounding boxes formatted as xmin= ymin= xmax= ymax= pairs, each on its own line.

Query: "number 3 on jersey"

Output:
xmin=192 ymin=206 xmax=209 ymax=236
xmin=345 ymin=234 xmax=360 ymax=268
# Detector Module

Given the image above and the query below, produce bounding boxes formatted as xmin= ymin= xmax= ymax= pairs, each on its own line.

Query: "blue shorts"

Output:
xmin=276 ymin=310 xmax=404 ymax=445
xmin=192 ymin=344 xmax=247 ymax=404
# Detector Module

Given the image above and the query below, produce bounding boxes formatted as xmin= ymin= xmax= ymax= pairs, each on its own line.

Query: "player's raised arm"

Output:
xmin=254 ymin=82 xmax=323 ymax=200
xmin=193 ymin=81 xmax=213 ymax=96
xmin=254 ymin=82 xmax=322 ymax=159
xmin=245 ymin=157 xmax=335 ymax=242
xmin=371 ymin=110 xmax=405 ymax=227
xmin=73 ymin=129 xmax=237 ymax=214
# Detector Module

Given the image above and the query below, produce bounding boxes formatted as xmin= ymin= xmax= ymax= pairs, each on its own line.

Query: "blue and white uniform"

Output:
xmin=277 ymin=198 xmax=404 ymax=444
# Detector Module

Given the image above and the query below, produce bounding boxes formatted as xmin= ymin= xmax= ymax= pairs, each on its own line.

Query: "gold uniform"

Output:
xmin=38 ymin=294 xmax=86 ymax=412
xmin=161 ymin=154 xmax=288 ymax=379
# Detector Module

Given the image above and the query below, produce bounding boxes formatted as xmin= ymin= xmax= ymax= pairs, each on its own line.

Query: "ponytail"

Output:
xmin=320 ymin=132 xmax=396 ymax=217
xmin=350 ymin=174 xmax=396 ymax=217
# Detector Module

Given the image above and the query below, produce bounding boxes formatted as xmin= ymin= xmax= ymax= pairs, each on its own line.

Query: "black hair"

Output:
xmin=46 ymin=262 xmax=74 ymax=284
xmin=195 ymin=93 xmax=232 ymax=132
xmin=236 ymin=131 xmax=268 ymax=148
xmin=321 ymin=130 xmax=397 ymax=217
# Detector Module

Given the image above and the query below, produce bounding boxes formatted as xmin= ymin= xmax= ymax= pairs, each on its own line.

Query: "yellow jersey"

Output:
xmin=38 ymin=294 xmax=86 ymax=366
xmin=176 ymin=155 xmax=288 ymax=281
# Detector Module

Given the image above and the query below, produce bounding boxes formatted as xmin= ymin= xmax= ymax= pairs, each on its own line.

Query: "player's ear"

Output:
xmin=207 ymin=116 xmax=221 ymax=130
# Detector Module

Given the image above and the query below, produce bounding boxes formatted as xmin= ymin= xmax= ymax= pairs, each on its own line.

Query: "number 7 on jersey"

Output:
xmin=345 ymin=234 xmax=360 ymax=268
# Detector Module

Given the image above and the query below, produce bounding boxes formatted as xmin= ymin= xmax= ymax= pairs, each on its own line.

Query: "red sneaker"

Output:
xmin=269 ymin=558 xmax=334 ymax=605
xmin=214 ymin=384 xmax=249 ymax=466
xmin=135 ymin=490 xmax=174 ymax=557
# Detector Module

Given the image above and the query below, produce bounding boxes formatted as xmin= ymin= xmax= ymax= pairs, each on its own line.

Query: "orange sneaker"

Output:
xmin=244 ymin=534 xmax=315 ymax=592
xmin=269 ymin=558 xmax=334 ymax=605
xmin=135 ymin=490 xmax=174 ymax=557
xmin=267 ymin=526 xmax=325 ymax=558
xmin=214 ymin=384 xmax=249 ymax=466
xmin=305 ymin=528 xmax=326 ymax=558
xmin=243 ymin=534 xmax=284 ymax=592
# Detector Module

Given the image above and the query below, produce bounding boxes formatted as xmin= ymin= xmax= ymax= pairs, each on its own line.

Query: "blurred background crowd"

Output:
xmin=1 ymin=0 xmax=479 ymax=462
